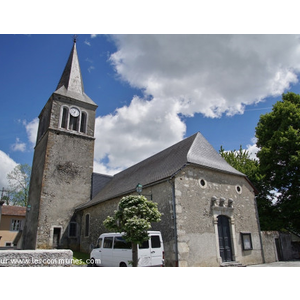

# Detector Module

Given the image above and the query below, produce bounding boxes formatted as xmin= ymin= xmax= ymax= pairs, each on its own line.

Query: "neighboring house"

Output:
xmin=22 ymin=39 xmax=264 ymax=266
xmin=0 ymin=205 xmax=26 ymax=248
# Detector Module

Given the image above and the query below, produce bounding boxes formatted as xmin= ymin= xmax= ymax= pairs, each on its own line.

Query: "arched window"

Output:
xmin=85 ymin=214 xmax=90 ymax=237
xmin=60 ymin=106 xmax=88 ymax=134
xmin=69 ymin=115 xmax=79 ymax=131
xmin=61 ymin=107 xmax=69 ymax=129
xmin=80 ymin=111 xmax=87 ymax=133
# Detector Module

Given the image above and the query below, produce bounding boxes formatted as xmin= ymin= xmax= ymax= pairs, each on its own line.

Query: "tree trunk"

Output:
xmin=132 ymin=242 xmax=138 ymax=267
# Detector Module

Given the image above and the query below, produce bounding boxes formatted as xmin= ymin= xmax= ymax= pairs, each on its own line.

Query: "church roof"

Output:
xmin=76 ymin=132 xmax=246 ymax=211
xmin=54 ymin=40 xmax=97 ymax=106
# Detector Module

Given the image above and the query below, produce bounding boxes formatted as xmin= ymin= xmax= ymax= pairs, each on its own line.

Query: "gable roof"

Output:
xmin=76 ymin=132 xmax=245 ymax=211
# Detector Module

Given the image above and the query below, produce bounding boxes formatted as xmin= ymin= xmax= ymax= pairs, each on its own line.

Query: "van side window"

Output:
xmin=151 ymin=236 xmax=161 ymax=248
xmin=97 ymin=238 xmax=102 ymax=248
xmin=139 ymin=239 xmax=149 ymax=249
xmin=114 ymin=237 xmax=132 ymax=249
xmin=103 ymin=237 xmax=113 ymax=248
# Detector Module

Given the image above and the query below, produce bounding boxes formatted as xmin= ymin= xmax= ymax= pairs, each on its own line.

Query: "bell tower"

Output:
xmin=22 ymin=39 xmax=97 ymax=249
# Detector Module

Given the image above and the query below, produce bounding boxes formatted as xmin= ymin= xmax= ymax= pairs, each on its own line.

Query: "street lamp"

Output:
xmin=135 ymin=183 xmax=152 ymax=200
xmin=136 ymin=183 xmax=143 ymax=195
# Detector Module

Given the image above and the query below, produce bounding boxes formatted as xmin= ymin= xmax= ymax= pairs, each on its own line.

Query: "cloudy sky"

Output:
xmin=1 ymin=33 xmax=300 ymax=189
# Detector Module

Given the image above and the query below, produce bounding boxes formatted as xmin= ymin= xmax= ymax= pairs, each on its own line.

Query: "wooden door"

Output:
xmin=217 ymin=215 xmax=233 ymax=262
xmin=53 ymin=227 xmax=61 ymax=249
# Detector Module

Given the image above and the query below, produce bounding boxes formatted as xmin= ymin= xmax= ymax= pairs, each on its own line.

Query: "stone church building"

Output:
xmin=22 ymin=40 xmax=264 ymax=267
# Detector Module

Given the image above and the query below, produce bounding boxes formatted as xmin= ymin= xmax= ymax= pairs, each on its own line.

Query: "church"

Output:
xmin=22 ymin=40 xmax=264 ymax=267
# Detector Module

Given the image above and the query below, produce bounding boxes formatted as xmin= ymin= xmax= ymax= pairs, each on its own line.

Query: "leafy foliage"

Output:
xmin=103 ymin=195 xmax=161 ymax=266
xmin=219 ymin=145 xmax=261 ymax=184
xmin=219 ymin=145 xmax=280 ymax=230
xmin=256 ymin=92 xmax=300 ymax=232
xmin=6 ymin=164 xmax=31 ymax=206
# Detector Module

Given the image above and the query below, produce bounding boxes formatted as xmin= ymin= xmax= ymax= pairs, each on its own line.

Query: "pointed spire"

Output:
xmin=56 ymin=39 xmax=84 ymax=95
xmin=54 ymin=39 xmax=97 ymax=106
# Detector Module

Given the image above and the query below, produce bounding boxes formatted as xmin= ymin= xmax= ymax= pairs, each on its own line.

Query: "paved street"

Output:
xmin=247 ymin=260 xmax=300 ymax=267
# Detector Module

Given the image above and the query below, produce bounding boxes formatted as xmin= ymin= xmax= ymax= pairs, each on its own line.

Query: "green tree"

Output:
xmin=7 ymin=164 xmax=31 ymax=206
xmin=103 ymin=195 xmax=161 ymax=267
xmin=256 ymin=92 xmax=300 ymax=232
xmin=219 ymin=145 xmax=261 ymax=184
xmin=219 ymin=146 xmax=280 ymax=230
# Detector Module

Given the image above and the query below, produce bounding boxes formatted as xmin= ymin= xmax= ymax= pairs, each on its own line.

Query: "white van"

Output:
xmin=90 ymin=231 xmax=164 ymax=267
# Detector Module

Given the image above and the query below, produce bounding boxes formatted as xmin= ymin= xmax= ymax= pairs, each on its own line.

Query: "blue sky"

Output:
xmin=1 ymin=34 xmax=300 ymax=188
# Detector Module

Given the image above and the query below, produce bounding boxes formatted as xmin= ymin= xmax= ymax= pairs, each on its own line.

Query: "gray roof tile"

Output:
xmin=76 ymin=132 xmax=245 ymax=210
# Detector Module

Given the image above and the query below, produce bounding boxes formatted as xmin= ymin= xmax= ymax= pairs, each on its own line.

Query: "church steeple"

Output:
xmin=22 ymin=38 xmax=97 ymax=250
xmin=56 ymin=39 xmax=84 ymax=94
xmin=54 ymin=39 xmax=97 ymax=106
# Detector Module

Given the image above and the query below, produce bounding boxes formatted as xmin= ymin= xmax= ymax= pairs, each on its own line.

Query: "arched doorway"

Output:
xmin=217 ymin=215 xmax=233 ymax=262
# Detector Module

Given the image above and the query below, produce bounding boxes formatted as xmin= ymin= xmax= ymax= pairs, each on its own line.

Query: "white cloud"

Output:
xmin=93 ymin=160 xmax=123 ymax=176
xmin=0 ymin=150 xmax=18 ymax=188
xmin=11 ymin=138 xmax=26 ymax=152
xmin=88 ymin=66 xmax=95 ymax=73
xmin=84 ymin=40 xmax=91 ymax=46
xmin=109 ymin=35 xmax=300 ymax=118
xmin=246 ymin=138 xmax=260 ymax=160
xmin=93 ymin=95 xmax=186 ymax=173
xmin=25 ymin=118 xmax=39 ymax=147
xmin=92 ymin=35 xmax=300 ymax=173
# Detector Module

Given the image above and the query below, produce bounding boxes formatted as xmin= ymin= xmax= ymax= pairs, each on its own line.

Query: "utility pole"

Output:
xmin=0 ymin=188 xmax=6 ymax=227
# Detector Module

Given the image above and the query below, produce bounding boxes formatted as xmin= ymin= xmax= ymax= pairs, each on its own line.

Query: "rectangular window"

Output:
xmin=151 ymin=236 xmax=161 ymax=248
xmin=11 ymin=219 xmax=22 ymax=231
xmin=85 ymin=214 xmax=90 ymax=237
xmin=241 ymin=233 xmax=253 ymax=250
xmin=114 ymin=236 xmax=132 ymax=249
xmin=69 ymin=222 xmax=77 ymax=237
xmin=103 ymin=237 xmax=113 ymax=248
xmin=139 ymin=239 xmax=149 ymax=249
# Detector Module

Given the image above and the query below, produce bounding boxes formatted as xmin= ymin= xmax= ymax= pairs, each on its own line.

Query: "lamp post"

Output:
xmin=135 ymin=183 xmax=152 ymax=200
xmin=136 ymin=183 xmax=143 ymax=195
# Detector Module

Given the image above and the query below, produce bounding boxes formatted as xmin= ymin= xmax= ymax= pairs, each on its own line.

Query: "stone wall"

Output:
xmin=78 ymin=164 xmax=264 ymax=267
xmin=261 ymin=231 xmax=279 ymax=263
xmin=0 ymin=249 xmax=73 ymax=267
xmin=23 ymin=93 xmax=96 ymax=250
xmin=79 ymin=181 xmax=177 ymax=266
xmin=174 ymin=165 xmax=263 ymax=267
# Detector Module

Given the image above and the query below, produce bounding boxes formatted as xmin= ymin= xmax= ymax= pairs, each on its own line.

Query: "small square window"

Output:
xmin=241 ymin=233 xmax=253 ymax=250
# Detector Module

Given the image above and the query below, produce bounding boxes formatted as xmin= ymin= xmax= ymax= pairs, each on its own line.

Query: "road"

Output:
xmin=247 ymin=260 xmax=300 ymax=267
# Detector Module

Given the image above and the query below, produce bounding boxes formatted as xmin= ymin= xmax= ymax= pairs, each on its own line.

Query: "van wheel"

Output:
xmin=88 ymin=258 xmax=96 ymax=267
xmin=120 ymin=262 xmax=127 ymax=267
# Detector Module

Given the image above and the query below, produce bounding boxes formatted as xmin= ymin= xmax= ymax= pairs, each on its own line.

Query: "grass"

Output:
xmin=72 ymin=251 xmax=90 ymax=266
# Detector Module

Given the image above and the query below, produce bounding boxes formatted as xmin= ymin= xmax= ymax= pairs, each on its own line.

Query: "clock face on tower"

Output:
xmin=70 ymin=107 xmax=80 ymax=117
